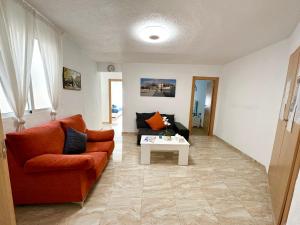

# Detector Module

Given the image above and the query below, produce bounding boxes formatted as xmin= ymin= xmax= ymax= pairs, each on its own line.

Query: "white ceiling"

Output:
xmin=28 ymin=0 xmax=300 ymax=64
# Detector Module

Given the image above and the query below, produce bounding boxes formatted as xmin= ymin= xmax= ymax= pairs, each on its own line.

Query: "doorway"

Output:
xmin=109 ymin=79 xmax=122 ymax=134
xmin=189 ymin=76 xmax=219 ymax=136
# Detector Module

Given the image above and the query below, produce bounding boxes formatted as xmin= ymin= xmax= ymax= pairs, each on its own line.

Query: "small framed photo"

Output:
xmin=63 ymin=67 xmax=81 ymax=90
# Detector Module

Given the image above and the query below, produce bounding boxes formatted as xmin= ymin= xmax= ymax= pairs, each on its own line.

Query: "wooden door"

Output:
xmin=0 ymin=114 xmax=16 ymax=225
xmin=189 ymin=76 xmax=219 ymax=135
xmin=203 ymin=81 xmax=213 ymax=134
xmin=268 ymin=47 xmax=300 ymax=225
xmin=282 ymin=143 xmax=300 ymax=224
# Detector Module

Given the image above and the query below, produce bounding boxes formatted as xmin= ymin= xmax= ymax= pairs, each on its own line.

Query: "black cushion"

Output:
xmin=63 ymin=127 xmax=87 ymax=154
xmin=136 ymin=112 xmax=155 ymax=128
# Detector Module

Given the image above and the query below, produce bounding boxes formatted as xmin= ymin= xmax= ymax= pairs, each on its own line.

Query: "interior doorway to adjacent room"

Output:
xmin=189 ymin=76 xmax=219 ymax=136
xmin=109 ymin=79 xmax=122 ymax=133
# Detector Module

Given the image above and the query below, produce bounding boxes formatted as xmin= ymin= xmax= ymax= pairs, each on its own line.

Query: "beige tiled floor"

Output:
xmin=15 ymin=134 xmax=274 ymax=225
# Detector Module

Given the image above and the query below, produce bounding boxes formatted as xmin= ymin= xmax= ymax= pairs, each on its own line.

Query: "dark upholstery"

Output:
xmin=136 ymin=112 xmax=155 ymax=128
xmin=63 ymin=127 xmax=87 ymax=154
xmin=136 ymin=112 xmax=189 ymax=145
xmin=174 ymin=122 xmax=190 ymax=142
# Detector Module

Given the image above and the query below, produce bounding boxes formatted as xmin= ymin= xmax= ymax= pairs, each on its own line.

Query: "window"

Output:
xmin=0 ymin=84 xmax=13 ymax=114
xmin=31 ymin=39 xmax=51 ymax=109
xmin=0 ymin=39 xmax=51 ymax=115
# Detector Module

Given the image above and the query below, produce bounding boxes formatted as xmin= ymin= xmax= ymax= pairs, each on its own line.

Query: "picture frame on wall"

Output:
xmin=62 ymin=67 xmax=81 ymax=90
xmin=140 ymin=78 xmax=176 ymax=97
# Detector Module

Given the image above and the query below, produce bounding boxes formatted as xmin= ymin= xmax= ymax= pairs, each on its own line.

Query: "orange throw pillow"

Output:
xmin=145 ymin=112 xmax=166 ymax=131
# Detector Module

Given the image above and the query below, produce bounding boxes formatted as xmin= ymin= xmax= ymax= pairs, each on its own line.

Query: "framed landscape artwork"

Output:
xmin=140 ymin=78 xmax=176 ymax=97
xmin=63 ymin=67 xmax=81 ymax=90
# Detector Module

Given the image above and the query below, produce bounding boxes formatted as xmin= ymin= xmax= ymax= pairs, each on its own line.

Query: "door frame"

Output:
xmin=188 ymin=76 xmax=219 ymax=135
xmin=0 ymin=113 xmax=17 ymax=225
xmin=108 ymin=79 xmax=122 ymax=124
xmin=281 ymin=143 xmax=300 ymax=224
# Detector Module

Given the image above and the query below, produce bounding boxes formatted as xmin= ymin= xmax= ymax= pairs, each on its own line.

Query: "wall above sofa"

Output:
xmin=122 ymin=63 xmax=221 ymax=132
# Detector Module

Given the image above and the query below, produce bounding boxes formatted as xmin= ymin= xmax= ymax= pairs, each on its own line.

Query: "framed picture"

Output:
xmin=62 ymin=67 xmax=81 ymax=90
xmin=140 ymin=78 xmax=176 ymax=97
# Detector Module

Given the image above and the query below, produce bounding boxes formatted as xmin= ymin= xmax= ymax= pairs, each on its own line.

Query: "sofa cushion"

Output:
xmin=86 ymin=141 xmax=114 ymax=156
xmin=24 ymin=154 xmax=94 ymax=173
xmin=63 ymin=128 xmax=87 ymax=154
xmin=145 ymin=112 xmax=166 ymax=131
xmin=6 ymin=121 xmax=65 ymax=165
xmin=138 ymin=128 xmax=176 ymax=136
xmin=83 ymin=152 xmax=107 ymax=178
xmin=60 ymin=114 xmax=86 ymax=133
xmin=86 ymin=129 xmax=114 ymax=142
xmin=136 ymin=112 xmax=155 ymax=129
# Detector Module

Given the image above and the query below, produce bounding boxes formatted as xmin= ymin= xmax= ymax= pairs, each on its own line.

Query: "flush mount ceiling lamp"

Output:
xmin=139 ymin=25 xmax=170 ymax=43
xmin=133 ymin=18 xmax=178 ymax=44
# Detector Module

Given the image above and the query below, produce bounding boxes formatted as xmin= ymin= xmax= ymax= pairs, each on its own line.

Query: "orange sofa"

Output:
xmin=6 ymin=114 xmax=114 ymax=205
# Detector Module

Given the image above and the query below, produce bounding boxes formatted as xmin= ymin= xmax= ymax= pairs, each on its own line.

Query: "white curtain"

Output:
xmin=35 ymin=17 xmax=62 ymax=120
xmin=0 ymin=0 xmax=34 ymax=131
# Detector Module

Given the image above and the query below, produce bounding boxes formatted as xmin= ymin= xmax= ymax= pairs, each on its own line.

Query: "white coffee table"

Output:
xmin=140 ymin=135 xmax=190 ymax=166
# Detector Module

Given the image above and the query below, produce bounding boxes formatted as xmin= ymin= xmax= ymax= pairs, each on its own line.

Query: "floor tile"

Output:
xmin=15 ymin=133 xmax=274 ymax=225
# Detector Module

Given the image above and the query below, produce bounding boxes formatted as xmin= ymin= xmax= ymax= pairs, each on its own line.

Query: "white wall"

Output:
xmin=215 ymin=21 xmax=300 ymax=169
xmin=60 ymin=35 xmax=101 ymax=129
xmin=215 ymin=40 xmax=289 ymax=168
xmin=122 ymin=63 xmax=221 ymax=132
xmin=3 ymin=34 xmax=101 ymax=132
xmin=99 ymin=72 xmax=122 ymax=123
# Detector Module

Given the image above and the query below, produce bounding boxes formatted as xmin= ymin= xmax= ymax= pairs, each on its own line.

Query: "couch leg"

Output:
xmin=73 ymin=200 xmax=84 ymax=208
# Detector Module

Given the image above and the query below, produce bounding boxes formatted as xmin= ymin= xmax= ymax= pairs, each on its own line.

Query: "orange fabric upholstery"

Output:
xmin=6 ymin=114 xmax=114 ymax=205
xmin=8 ymin=150 xmax=95 ymax=205
xmin=24 ymin=154 xmax=94 ymax=173
xmin=86 ymin=129 xmax=114 ymax=142
xmin=59 ymin=114 xmax=86 ymax=133
xmin=86 ymin=141 xmax=115 ymax=157
xmin=145 ymin=111 xmax=166 ymax=131
xmin=5 ymin=121 xmax=65 ymax=165
xmin=83 ymin=152 xmax=107 ymax=178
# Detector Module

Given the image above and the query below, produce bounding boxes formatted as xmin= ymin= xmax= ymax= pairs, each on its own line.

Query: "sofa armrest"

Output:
xmin=24 ymin=154 xmax=94 ymax=174
xmin=86 ymin=129 xmax=114 ymax=142
xmin=174 ymin=122 xmax=190 ymax=141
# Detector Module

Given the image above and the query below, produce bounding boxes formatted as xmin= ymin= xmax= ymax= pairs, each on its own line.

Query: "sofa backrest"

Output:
xmin=5 ymin=121 xmax=65 ymax=165
xmin=136 ymin=112 xmax=176 ymax=129
xmin=59 ymin=114 xmax=86 ymax=133
xmin=136 ymin=112 xmax=155 ymax=128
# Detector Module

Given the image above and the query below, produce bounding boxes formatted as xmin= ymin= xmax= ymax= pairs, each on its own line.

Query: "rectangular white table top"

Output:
xmin=140 ymin=135 xmax=190 ymax=146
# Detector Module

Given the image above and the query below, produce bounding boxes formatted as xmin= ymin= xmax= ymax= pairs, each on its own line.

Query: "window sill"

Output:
xmin=1 ymin=108 xmax=51 ymax=119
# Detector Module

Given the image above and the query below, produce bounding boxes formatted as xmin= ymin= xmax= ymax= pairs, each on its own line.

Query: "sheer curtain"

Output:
xmin=35 ymin=17 xmax=62 ymax=120
xmin=0 ymin=0 xmax=34 ymax=131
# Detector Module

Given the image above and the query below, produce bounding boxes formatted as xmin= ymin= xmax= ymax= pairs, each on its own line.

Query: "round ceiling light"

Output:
xmin=132 ymin=17 xmax=178 ymax=44
xmin=138 ymin=25 xmax=172 ymax=43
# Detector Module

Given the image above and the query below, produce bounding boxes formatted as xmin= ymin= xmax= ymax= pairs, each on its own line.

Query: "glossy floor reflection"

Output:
xmin=15 ymin=134 xmax=274 ymax=225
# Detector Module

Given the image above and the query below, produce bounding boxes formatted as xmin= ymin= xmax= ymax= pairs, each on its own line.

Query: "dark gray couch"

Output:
xmin=136 ymin=112 xmax=190 ymax=145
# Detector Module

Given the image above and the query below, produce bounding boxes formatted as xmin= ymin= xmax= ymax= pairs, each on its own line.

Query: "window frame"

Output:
xmin=0 ymin=39 xmax=52 ymax=117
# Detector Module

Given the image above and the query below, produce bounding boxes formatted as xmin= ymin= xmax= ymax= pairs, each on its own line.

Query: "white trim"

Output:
xmin=1 ymin=108 xmax=51 ymax=118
